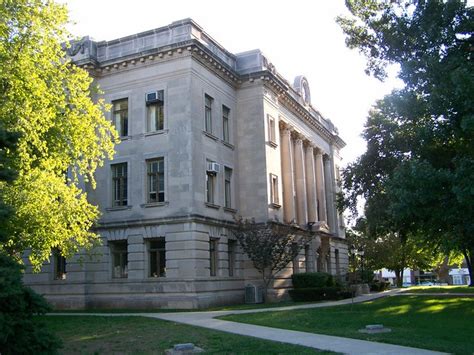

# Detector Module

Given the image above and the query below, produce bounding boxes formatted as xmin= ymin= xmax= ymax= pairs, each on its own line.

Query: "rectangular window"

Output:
xmin=267 ymin=114 xmax=276 ymax=144
xmin=206 ymin=161 xmax=217 ymax=204
xmin=222 ymin=105 xmax=230 ymax=142
xmin=146 ymin=90 xmax=164 ymax=132
xmin=112 ymin=98 xmax=128 ymax=137
xmin=112 ymin=163 xmax=128 ymax=206
xmin=147 ymin=158 xmax=165 ymax=203
xmin=228 ymin=240 xmax=236 ymax=277
xmin=205 ymin=94 xmax=213 ymax=134
xmin=270 ymin=174 xmax=280 ymax=205
xmin=224 ymin=167 xmax=232 ymax=208
xmin=53 ymin=249 xmax=66 ymax=280
xmin=111 ymin=241 xmax=128 ymax=278
xmin=149 ymin=238 xmax=166 ymax=277
xmin=210 ymin=238 xmax=218 ymax=276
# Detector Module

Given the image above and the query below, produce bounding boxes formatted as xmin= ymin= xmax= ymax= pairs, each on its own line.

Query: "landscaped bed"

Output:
xmin=41 ymin=315 xmax=334 ymax=354
xmin=220 ymin=295 xmax=474 ymax=354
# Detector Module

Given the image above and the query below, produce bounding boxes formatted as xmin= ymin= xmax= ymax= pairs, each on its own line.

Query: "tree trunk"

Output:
xmin=394 ymin=269 xmax=402 ymax=288
xmin=463 ymin=249 xmax=474 ymax=287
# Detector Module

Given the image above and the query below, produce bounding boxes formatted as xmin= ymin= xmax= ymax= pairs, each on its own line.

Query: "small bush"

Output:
xmin=292 ymin=272 xmax=334 ymax=289
xmin=0 ymin=253 xmax=62 ymax=354
xmin=289 ymin=286 xmax=352 ymax=302
xmin=370 ymin=280 xmax=391 ymax=292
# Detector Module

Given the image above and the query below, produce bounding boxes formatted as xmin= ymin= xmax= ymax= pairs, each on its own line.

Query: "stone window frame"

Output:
xmin=205 ymin=158 xmax=219 ymax=208
xmin=52 ymin=248 xmax=67 ymax=280
xmin=204 ymin=94 xmax=213 ymax=135
xmin=224 ymin=166 xmax=233 ymax=209
xmin=269 ymin=173 xmax=281 ymax=208
xmin=112 ymin=98 xmax=129 ymax=138
xmin=110 ymin=240 xmax=128 ymax=279
xmin=222 ymin=105 xmax=231 ymax=144
xmin=267 ymin=114 xmax=277 ymax=147
xmin=111 ymin=162 xmax=128 ymax=207
xmin=209 ymin=238 xmax=219 ymax=277
xmin=146 ymin=157 xmax=165 ymax=204
xmin=227 ymin=239 xmax=236 ymax=277
xmin=148 ymin=238 xmax=166 ymax=278
xmin=145 ymin=90 xmax=165 ymax=133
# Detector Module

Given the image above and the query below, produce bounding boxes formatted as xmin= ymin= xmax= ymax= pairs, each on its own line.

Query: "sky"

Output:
xmin=61 ymin=0 xmax=403 ymax=166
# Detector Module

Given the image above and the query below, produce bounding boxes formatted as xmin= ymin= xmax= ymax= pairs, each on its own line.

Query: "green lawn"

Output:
xmin=221 ymin=296 xmax=474 ymax=355
xmin=42 ymin=315 xmax=333 ymax=354
xmin=402 ymin=285 xmax=474 ymax=293
xmin=51 ymin=300 xmax=317 ymax=313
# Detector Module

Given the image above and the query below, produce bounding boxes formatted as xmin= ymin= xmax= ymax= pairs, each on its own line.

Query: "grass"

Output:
xmin=51 ymin=300 xmax=317 ymax=313
xmin=42 ymin=315 xmax=334 ymax=354
xmin=221 ymin=296 xmax=474 ymax=355
xmin=401 ymin=285 xmax=474 ymax=293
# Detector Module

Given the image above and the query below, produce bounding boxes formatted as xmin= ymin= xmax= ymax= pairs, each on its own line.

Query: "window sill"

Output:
xmin=145 ymin=129 xmax=168 ymax=137
xmin=141 ymin=201 xmax=169 ymax=208
xmin=205 ymin=202 xmax=220 ymax=209
xmin=267 ymin=141 xmax=278 ymax=148
xmin=222 ymin=141 xmax=235 ymax=150
xmin=118 ymin=136 xmax=132 ymax=141
xmin=223 ymin=207 xmax=237 ymax=214
xmin=106 ymin=205 xmax=132 ymax=212
xmin=269 ymin=202 xmax=282 ymax=209
xmin=203 ymin=131 xmax=219 ymax=141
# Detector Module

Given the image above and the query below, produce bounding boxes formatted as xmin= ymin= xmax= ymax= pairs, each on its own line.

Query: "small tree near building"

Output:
xmin=232 ymin=218 xmax=310 ymax=300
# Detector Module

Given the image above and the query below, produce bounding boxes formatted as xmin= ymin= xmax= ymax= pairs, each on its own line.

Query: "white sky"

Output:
xmin=61 ymin=0 xmax=403 ymax=166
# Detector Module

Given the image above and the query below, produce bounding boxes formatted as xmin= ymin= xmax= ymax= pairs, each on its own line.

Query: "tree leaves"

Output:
xmin=0 ymin=0 xmax=116 ymax=268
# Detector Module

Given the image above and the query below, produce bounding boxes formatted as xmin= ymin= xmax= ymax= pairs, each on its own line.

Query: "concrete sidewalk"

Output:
xmin=53 ymin=290 xmax=447 ymax=354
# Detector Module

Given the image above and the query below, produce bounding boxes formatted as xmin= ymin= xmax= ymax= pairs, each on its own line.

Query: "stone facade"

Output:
xmin=23 ymin=19 xmax=348 ymax=309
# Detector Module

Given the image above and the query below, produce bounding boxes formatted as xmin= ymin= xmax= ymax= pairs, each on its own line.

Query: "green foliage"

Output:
xmin=232 ymin=218 xmax=310 ymax=292
xmin=0 ymin=0 xmax=117 ymax=268
xmin=288 ymin=287 xmax=350 ymax=302
xmin=291 ymin=272 xmax=335 ymax=289
xmin=338 ymin=0 xmax=474 ymax=285
xmin=369 ymin=280 xmax=390 ymax=292
xmin=0 ymin=252 xmax=61 ymax=354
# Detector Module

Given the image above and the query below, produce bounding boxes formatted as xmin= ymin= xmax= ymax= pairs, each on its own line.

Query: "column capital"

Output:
xmin=279 ymin=120 xmax=292 ymax=131
xmin=314 ymin=147 xmax=324 ymax=156
xmin=304 ymin=140 xmax=315 ymax=149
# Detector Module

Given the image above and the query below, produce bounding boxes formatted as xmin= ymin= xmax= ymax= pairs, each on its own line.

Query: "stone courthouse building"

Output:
xmin=24 ymin=19 xmax=348 ymax=309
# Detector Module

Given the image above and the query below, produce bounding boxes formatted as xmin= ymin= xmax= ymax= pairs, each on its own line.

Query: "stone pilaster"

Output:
xmin=293 ymin=135 xmax=307 ymax=226
xmin=324 ymin=154 xmax=337 ymax=234
xmin=279 ymin=123 xmax=295 ymax=223
xmin=304 ymin=143 xmax=318 ymax=223
xmin=314 ymin=149 xmax=327 ymax=223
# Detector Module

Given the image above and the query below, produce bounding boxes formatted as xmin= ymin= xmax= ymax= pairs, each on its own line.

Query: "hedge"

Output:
xmin=289 ymin=287 xmax=353 ymax=302
xmin=291 ymin=272 xmax=335 ymax=289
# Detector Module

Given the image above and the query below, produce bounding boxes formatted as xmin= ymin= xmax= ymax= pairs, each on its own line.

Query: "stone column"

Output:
xmin=324 ymin=155 xmax=337 ymax=233
xmin=279 ymin=124 xmax=295 ymax=223
xmin=293 ymin=135 xmax=307 ymax=226
xmin=314 ymin=149 xmax=327 ymax=222
xmin=304 ymin=143 xmax=318 ymax=223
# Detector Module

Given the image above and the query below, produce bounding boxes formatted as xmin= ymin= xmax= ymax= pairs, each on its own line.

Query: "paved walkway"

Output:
xmin=53 ymin=290 xmax=447 ymax=355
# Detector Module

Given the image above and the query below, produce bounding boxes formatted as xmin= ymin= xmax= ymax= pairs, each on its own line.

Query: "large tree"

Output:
xmin=0 ymin=0 xmax=116 ymax=269
xmin=338 ymin=0 xmax=474 ymax=284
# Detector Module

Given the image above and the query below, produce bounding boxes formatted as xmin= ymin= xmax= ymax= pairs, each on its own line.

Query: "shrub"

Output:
xmin=289 ymin=287 xmax=353 ymax=302
xmin=291 ymin=272 xmax=335 ymax=289
xmin=0 ymin=253 xmax=61 ymax=354
xmin=370 ymin=280 xmax=391 ymax=292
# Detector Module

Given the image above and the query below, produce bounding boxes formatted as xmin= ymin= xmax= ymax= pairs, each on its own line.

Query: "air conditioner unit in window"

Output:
xmin=207 ymin=162 xmax=220 ymax=174
xmin=145 ymin=91 xmax=163 ymax=104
